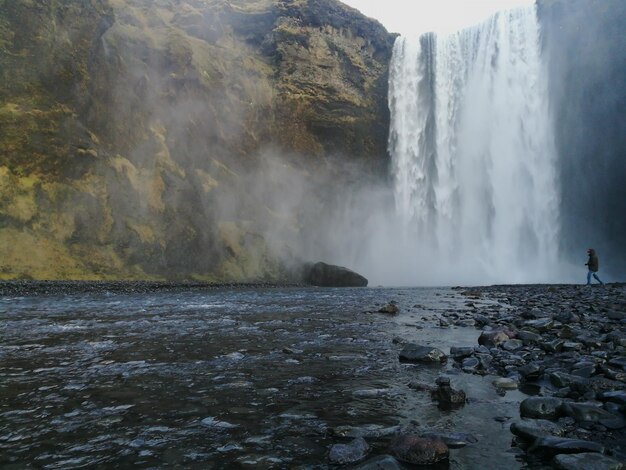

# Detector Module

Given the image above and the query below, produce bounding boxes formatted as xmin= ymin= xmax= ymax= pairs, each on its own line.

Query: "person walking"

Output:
xmin=585 ymin=248 xmax=604 ymax=285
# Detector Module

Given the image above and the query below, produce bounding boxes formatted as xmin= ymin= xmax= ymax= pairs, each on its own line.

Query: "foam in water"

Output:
xmin=387 ymin=6 xmax=561 ymax=285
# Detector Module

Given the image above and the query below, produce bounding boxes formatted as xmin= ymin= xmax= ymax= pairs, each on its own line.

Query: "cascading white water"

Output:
xmin=388 ymin=6 xmax=560 ymax=284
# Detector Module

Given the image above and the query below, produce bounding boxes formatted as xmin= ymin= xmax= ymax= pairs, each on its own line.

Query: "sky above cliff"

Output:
xmin=341 ymin=0 xmax=534 ymax=36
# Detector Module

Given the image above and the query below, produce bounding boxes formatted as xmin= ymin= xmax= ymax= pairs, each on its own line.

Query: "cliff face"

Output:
xmin=537 ymin=0 xmax=626 ymax=277
xmin=0 ymin=0 xmax=394 ymax=280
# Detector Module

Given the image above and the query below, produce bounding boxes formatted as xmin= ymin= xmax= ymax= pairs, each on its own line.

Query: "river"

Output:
xmin=1 ymin=286 xmax=529 ymax=468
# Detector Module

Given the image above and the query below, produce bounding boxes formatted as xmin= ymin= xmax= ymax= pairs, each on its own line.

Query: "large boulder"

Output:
xmin=302 ymin=262 xmax=368 ymax=287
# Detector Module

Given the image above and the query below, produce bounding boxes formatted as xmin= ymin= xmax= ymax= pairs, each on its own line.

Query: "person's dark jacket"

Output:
xmin=586 ymin=249 xmax=599 ymax=272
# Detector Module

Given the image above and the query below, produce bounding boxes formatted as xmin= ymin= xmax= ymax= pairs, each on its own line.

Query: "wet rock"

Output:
xmin=493 ymin=377 xmax=518 ymax=390
xmin=478 ymin=329 xmax=510 ymax=348
xmin=598 ymin=390 xmax=626 ymax=406
xmin=502 ymin=339 xmax=524 ymax=351
xmin=571 ymin=364 xmax=596 ymax=378
xmin=517 ymin=329 xmax=542 ymax=342
xmin=420 ymin=431 xmax=478 ymax=448
xmin=388 ymin=435 xmax=449 ymax=465
xmin=519 ymin=362 xmax=544 ymax=380
xmin=399 ymin=344 xmax=447 ymax=364
xmin=520 ymin=397 xmax=564 ymax=419
xmin=431 ymin=377 xmax=466 ymax=407
xmin=524 ymin=318 xmax=554 ymax=332
xmin=550 ymin=371 xmax=587 ymax=388
xmin=563 ymin=342 xmax=584 ymax=352
xmin=378 ymin=303 xmax=399 ymax=314
xmin=473 ymin=313 xmax=490 ymax=326
xmin=510 ymin=419 xmax=565 ymax=441
xmin=608 ymin=357 xmax=626 ymax=371
xmin=528 ymin=436 xmax=605 ymax=456
xmin=328 ymin=437 xmax=370 ymax=464
xmin=560 ymin=402 xmax=625 ymax=429
xmin=450 ymin=346 xmax=474 ymax=359
xmin=461 ymin=357 xmax=480 ymax=373
xmin=302 ymin=262 xmax=368 ymax=287
xmin=553 ymin=452 xmax=625 ymax=470
xmin=353 ymin=455 xmax=403 ymax=470
xmin=543 ymin=339 xmax=565 ymax=353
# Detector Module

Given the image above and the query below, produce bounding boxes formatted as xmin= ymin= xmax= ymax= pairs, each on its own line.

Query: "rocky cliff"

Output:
xmin=537 ymin=0 xmax=626 ymax=278
xmin=0 ymin=0 xmax=394 ymax=280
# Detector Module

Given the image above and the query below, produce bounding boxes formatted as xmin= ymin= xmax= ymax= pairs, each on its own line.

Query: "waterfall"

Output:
xmin=388 ymin=6 xmax=560 ymax=284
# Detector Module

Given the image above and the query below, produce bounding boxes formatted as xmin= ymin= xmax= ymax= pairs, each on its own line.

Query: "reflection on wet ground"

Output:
xmin=1 ymin=287 xmax=526 ymax=468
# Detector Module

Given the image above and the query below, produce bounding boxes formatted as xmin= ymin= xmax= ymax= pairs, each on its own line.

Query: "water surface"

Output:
xmin=1 ymin=287 xmax=525 ymax=468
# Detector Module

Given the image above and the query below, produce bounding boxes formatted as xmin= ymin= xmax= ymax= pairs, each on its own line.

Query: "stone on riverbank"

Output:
xmin=528 ymin=436 xmax=605 ymax=456
xmin=478 ymin=329 xmax=511 ymax=348
xmin=553 ymin=452 xmax=625 ymax=470
xmin=430 ymin=376 xmax=466 ymax=407
xmin=520 ymin=397 xmax=563 ymax=419
xmin=510 ymin=419 xmax=565 ymax=441
xmin=302 ymin=262 xmax=368 ymax=287
xmin=399 ymin=344 xmax=447 ymax=364
xmin=378 ymin=303 xmax=399 ymax=314
xmin=388 ymin=435 xmax=449 ymax=465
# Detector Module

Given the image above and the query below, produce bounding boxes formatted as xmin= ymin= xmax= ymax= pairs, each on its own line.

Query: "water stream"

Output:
xmin=1 ymin=287 xmax=529 ymax=468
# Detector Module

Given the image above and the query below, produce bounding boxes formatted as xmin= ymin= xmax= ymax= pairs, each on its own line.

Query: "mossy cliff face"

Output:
xmin=0 ymin=0 xmax=394 ymax=280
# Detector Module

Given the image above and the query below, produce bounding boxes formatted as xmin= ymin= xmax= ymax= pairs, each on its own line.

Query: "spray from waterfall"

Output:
xmin=387 ymin=5 xmax=561 ymax=284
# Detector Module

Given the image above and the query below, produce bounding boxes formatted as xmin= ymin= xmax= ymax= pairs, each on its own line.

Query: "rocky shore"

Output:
xmin=357 ymin=284 xmax=626 ymax=469
xmin=452 ymin=284 xmax=626 ymax=469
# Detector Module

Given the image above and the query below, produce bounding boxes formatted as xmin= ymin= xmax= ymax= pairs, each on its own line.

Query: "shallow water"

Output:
xmin=1 ymin=287 xmax=528 ymax=468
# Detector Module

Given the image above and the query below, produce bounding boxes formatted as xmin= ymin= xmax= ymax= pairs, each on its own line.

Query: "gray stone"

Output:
xmin=493 ymin=377 xmax=518 ymax=390
xmin=550 ymin=371 xmax=587 ymax=388
xmin=388 ymin=435 xmax=449 ymax=465
xmin=525 ymin=318 xmax=554 ymax=331
xmin=563 ymin=341 xmax=584 ymax=351
xmin=519 ymin=362 xmax=543 ymax=380
xmin=461 ymin=357 xmax=480 ymax=372
xmin=450 ymin=346 xmax=474 ymax=359
xmin=517 ymin=330 xmax=542 ymax=343
xmin=502 ymin=339 xmax=524 ymax=351
xmin=553 ymin=452 xmax=624 ymax=470
xmin=543 ymin=339 xmax=565 ymax=353
xmin=399 ymin=344 xmax=447 ymax=364
xmin=478 ymin=329 xmax=510 ymax=348
xmin=599 ymin=390 xmax=626 ymax=406
xmin=329 ymin=437 xmax=370 ymax=464
xmin=571 ymin=365 xmax=596 ymax=378
xmin=378 ymin=303 xmax=399 ymax=314
xmin=608 ymin=357 xmax=626 ymax=371
xmin=560 ymin=402 xmax=625 ymax=429
xmin=520 ymin=397 xmax=563 ymax=419
xmin=510 ymin=419 xmax=565 ymax=441
xmin=529 ymin=436 xmax=605 ymax=456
